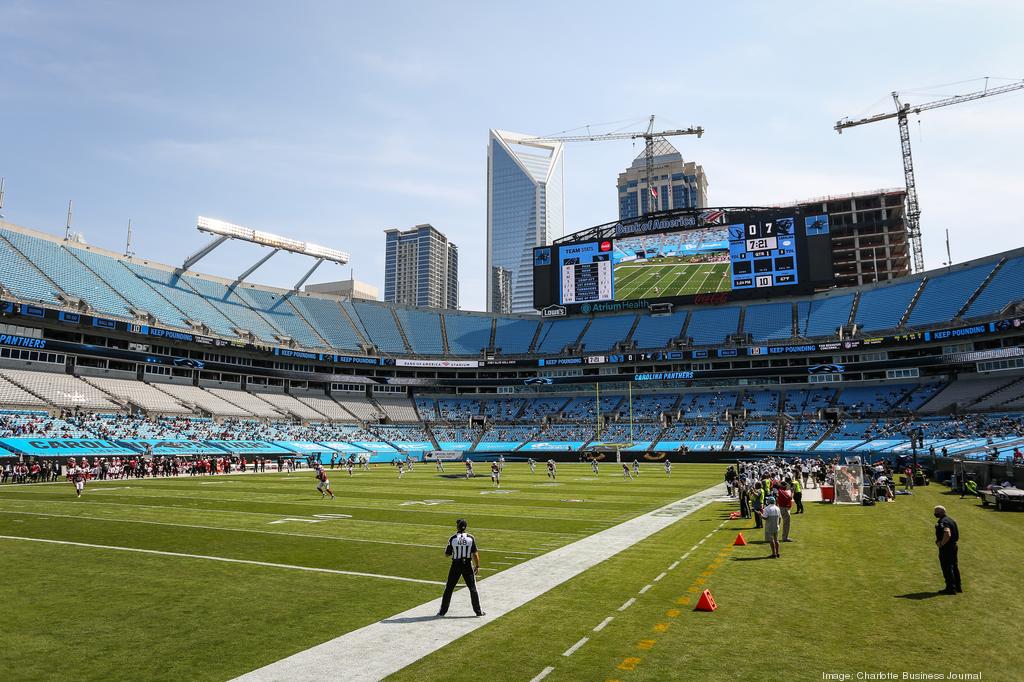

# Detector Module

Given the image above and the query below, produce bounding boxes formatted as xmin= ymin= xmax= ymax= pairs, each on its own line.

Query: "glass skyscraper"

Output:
xmin=383 ymin=224 xmax=458 ymax=310
xmin=487 ymin=130 xmax=564 ymax=313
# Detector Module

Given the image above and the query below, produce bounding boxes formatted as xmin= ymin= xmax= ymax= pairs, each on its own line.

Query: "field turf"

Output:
xmin=1 ymin=466 xmax=1019 ymax=681
xmin=0 ymin=463 xmax=720 ymax=681
xmin=614 ymin=260 xmax=730 ymax=300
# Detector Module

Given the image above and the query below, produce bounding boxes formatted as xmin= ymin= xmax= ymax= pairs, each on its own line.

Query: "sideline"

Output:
xmin=233 ymin=483 xmax=728 ymax=682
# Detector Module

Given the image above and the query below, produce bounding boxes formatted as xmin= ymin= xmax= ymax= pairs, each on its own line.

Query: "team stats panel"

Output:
xmin=559 ymin=241 xmax=614 ymax=304
xmin=727 ymin=218 xmax=799 ymax=290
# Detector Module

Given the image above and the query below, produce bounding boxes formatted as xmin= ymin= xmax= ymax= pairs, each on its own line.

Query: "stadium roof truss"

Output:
xmin=554 ymin=205 xmax=774 ymax=244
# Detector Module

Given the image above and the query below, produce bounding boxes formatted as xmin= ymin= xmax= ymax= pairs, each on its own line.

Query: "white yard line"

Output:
xmin=592 ymin=616 xmax=614 ymax=632
xmin=0 ymin=535 xmax=444 ymax=585
xmin=529 ymin=666 xmax=555 ymax=682
xmin=562 ymin=636 xmax=589 ymax=657
xmin=617 ymin=597 xmax=637 ymax=611
xmin=233 ymin=483 xmax=727 ymax=682
xmin=653 ymin=572 xmax=667 ymax=582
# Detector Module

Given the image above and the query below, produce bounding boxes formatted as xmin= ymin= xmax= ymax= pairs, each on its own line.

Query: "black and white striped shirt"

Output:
xmin=446 ymin=532 xmax=478 ymax=561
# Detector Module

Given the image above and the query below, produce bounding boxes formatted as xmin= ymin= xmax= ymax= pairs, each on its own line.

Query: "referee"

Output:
xmin=437 ymin=518 xmax=485 ymax=617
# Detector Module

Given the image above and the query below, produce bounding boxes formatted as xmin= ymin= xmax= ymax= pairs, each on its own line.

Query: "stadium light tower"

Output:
xmin=185 ymin=216 xmax=350 ymax=290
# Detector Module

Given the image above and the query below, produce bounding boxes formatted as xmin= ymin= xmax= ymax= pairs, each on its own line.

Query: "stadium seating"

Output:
xmin=740 ymin=390 xmax=779 ymax=416
xmin=0 ymin=234 xmax=65 ymax=305
xmin=853 ymin=279 xmax=921 ymax=332
xmin=627 ymin=394 xmax=679 ymax=419
xmin=437 ymin=399 xmax=480 ymax=420
xmin=287 ymin=295 xmax=365 ymax=351
xmin=742 ymin=302 xmax=793 ymax=341
xmin=295 ymin=395 xmax=354 ymax=422
xmin=493 ymin=318 xmax=540 ymax=355
xmin=334 ymin=396 xmax=382 ymax=421
xmin=0 ymin=376 xmax=49 ymax=408
xmin=152 ymin=383 xmax=251 ymax=417
xmin=444 ymin=314 xmax=492 ymax=356
xmin=686 ymin=307 xmax=740 ymax=345
xmin=797 ymin=294 xmax=854 ymax=338
xmin=351 ymin=302 xmax=408 ymax=354
xmin=251 ymin=392 xmax=328 ymax=421
xmin=535 ymin=318 xmax=588 ymax=354
xmin=394 ymin=308 xmax=444 ymax=355
xmin=81 ymin=377 xmax=191 ymax=415
xmin=905 ymin=264 xmax=995 ymax=328
xmin=233 ymin=287 xmax=326 ymax=348
xmin=579 ymin=314 xmax=636 ymax=352
xmin=963 ymin=255 xmax=1024 ymax=319
xmin=631 ymin=311 xmax=687 ymax=349
xmin=124 ymin=262 xmax=239 ymax=337
xmin=482 ymin=398 xmax=524 ymax=421
xmin=374 ymin=396 xmax=420 ymax=422
xmin=0 ymin=369 xmax=119 ymax=411
xmin=520 ymin=397 xmax=570 ymax=420
xmin=561 ymin=396 xmax=623 ymax=419
xmin=678 ymin=392 xmax=738 ymax=418
xmin=182 ymin=275 xmax=283 ymax=344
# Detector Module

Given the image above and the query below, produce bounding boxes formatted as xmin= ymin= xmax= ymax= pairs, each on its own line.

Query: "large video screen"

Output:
xmin=537 ymin=208 xmax=834 ymax=313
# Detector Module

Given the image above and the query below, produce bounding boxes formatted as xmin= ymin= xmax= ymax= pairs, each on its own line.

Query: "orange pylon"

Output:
xmin=733 ymin=532 xmax=747 ymax=546
xmin=694 ymin=589 xmax=718 ymax=612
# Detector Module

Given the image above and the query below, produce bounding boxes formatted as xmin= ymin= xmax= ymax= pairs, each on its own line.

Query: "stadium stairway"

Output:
xmin=897 ymin=278 xmax=929 ymax=328
xmin=955 ymin=257 xmax=1007 ymax=318
xmin=389 ymin=308 xmax=415 ymax=354
xmin=438 ymin=315 xmax=451 ymax=355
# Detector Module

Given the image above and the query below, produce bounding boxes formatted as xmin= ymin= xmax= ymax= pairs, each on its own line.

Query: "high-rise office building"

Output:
xmin=487 ymin=130 xmax=564 ymax=313
xmin=383 ymin=224 xmax=458 ymax=310
xmin=617 ymin=138 xmax=707 ymax=219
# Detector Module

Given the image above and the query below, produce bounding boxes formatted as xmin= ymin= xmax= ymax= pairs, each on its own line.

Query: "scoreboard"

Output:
xmin=559 ymin=241 xmax=614 ymax=304
xmin=727 ymin=217 xmax=799 ymax=290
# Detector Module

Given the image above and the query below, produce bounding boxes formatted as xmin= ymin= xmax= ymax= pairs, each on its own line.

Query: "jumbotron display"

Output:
xmin=533 ymin=207 xmax=835 ymax=313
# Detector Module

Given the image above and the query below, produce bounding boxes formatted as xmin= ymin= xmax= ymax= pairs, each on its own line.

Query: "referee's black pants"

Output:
xmin=939 ymin=544 xmax=961 ymax=592
xmin=439 ymin=559 xmax=482 ymax=616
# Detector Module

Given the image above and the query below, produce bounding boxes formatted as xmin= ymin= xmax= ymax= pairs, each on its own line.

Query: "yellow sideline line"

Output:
xmin=0 ymin=534 xmax=445 ymax=585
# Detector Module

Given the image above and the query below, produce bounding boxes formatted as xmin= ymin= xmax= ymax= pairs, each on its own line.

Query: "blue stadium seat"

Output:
xmin=535 ymin=318 xmax=588 ymax=354
xmin=444 ymin=314 xmax=492 ymax=355
xmin=287 ymin=295 xmax=365 ymax=351
xmin=1 ymin=229 xmax=134 ymax=319
xmin=686 ymin=307 xmax=740 ymax=345
xmin=853 ymin=279 xmax=922 ymax=332
xmin=351 ymin=302 xmax=407 ymax=354
xmin=963 ymin=256 xmax=1024 ymax=319
xmin=798 ymin=294 xmax=854 ymax=338
xmin=233 ymin=287 xmax=327 ymax=348
xmin=0 ymin=236 xmax=69 ymax=305
xmin=493 ymin=318 xmax=540 ymax=355
xmin=394 ymin=308 xmax=444 ymax=354
xmin=632 ymin=312 xmax=687 ymax=349
xmin=182 ymin=275 xmax=283 ymax=344
xmin=579 ymin=314 xmax=636 ymax=352
xmin=743 ymin=302 xmax=793 ymax=341
xmin=905 ymin=264 xmax=995 ymax=328
xmin=123 ymin=261 xmax=238 ymax=337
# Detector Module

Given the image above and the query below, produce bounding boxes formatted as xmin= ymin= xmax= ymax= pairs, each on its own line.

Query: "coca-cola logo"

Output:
xmin=693 ymin=292 xmax=730 ymax=306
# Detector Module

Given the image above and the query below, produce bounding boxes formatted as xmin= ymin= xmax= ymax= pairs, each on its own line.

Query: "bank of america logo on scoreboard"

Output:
xmin=699 ymin=209 xmax=726 ymax=225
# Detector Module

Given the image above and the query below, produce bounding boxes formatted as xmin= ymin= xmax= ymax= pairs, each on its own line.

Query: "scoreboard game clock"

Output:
xmin=727 ymin=218 xmax=799 ymax=290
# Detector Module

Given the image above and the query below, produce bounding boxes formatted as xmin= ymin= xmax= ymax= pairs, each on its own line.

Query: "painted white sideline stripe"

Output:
xmin=668 ymin=561 xmax=679 ymax=570
xmin=638 ymin=584 xmax=652 ymax=595
xmin=653 ymin=572 xmax=667 ymax=582
xmin=562 ymin=636 xmax=589 ymax=657
xmin=0 ymin=535 xmax=443 ymax=585
xmin=233 ymin=483 xmax=726 ymax=682
xmin=529 ymin=666 xmax=555 ymax=682
xmin=593 ymin=616 xmax=614 ymax=632
xmin=618 ymin=597 xmax=637 ymax=611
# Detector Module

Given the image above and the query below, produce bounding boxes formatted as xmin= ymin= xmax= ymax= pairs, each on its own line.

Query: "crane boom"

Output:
xmin=520 ymin=115 xmax=704 ymax=215
xmin=834 ymin=78 xmax=1024 ymax=274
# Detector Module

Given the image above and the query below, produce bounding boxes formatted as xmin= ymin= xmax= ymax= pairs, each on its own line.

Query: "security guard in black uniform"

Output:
xmin=437 ymin=518 xmax=485 ymax=617
xmin=934 ymin=505 xmax=962 ymax=594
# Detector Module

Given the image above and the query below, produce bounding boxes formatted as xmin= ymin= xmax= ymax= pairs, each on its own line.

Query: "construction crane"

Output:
xmin=835 ymin=77 xmax=1024 ymax=273
xmin=521 ymin=115 xmax=703 ymax=215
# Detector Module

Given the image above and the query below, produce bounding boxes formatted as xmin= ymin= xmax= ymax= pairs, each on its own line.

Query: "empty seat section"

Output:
xmin=481 ymin=398 xmax=524 ymax=420
xmin=183 ymin=275 xmax=282 ymax=344
xmin=632 ymin=312 xmax=687 ymax=349
xmin=1 ymin=229 xmax=133 ymax=318
xmin=375 ymin=396 xmax=419 ymax=422
xmin=0 ymin=376 xmax=49 ymax=408
xmin=535 ymin=318 xmax=587 ymax=354
xmin=743 ymin=302 xmax=792 ymax=341
xmin=123 ymin=262 xmax=238 ymax=337
xmin=394 ymin=309 xmax=444 ymax=354
xmin=295 ymin=395 xmax=353 ymax=421
xmin=334 ymin=395 xmax=381 ymax=421
xmin=415 ymin=397 xmax=438 ymax=421
xmin=352 ymin=303 xmax=407 ymax=353
xmin=81 ymin=377 xmax=190 ymax=414
xmin=234 ymin=287 xmax=326 ymax=348
xmin=964 ymin=256 xmax=1024 ymax=319
xmin=444 ymin=314 xmax=492 ymax=355
xmin=0 ymin=235 xmax=63 ymax=304
xmin=289 ymin=296 xmax=364 ymax=351
xmin=0 ymin=369 xmax=119 ymax=410
xmin=905 ymin=264 xmax=995 ymax=327
xmin=853 ymin=279 xmax=921 ymax=332
xmin=799 ymin=294 xmax=854 ymax=338
xmin=686 ymin=307 xmax=740 ymax=345
xmin=493 ymin=319 xmax=540 ymax=355
xmin=153 ymin=383 xmax=251 ymax=417
xmin=205 ymin=388 xmax=282 ymax=418
xmin=579 ymin=315 xmax=635 ymax=352
xmin=252 ymin=392 xmax=325 ymax=420
xmin=437 ymin=399 xmax=480 ymax=420
xmin=69 ymin=248 xmax=192 ymax=329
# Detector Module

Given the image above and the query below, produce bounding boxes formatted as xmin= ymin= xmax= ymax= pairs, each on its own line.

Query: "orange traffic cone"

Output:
xmin=694 ymin=589 xmax=717 ymax=612
xmin=733 ymin=532 xmax=747 ymax=546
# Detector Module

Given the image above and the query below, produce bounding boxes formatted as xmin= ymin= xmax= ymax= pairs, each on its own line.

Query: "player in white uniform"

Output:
xmin=315 ymin=465 xmax=335 ymax=499
xmin=591 ymin=458 xmax=599 ymax=476
xmin=490 ymin=461 xmax=501 ymax=487
xmin=345 ymin=457 xmax=354 ymax=476
xmin=397 ymin=460 xmax=405 ymax=478
xmin=498 ymin=454 xmax=505 ymax=472
xmin=664 ymin=459 xmax=672 ymax=476
xmin=435 ymin=456 xmax=445 ymax=472
xmin=68 ymin=458 xmax=86 ymax=497
xmin=622 ymin=462 xmax=633 ymax=480
xmin=632 ymin=459 xmax=640 ymax=478
xmin=464 ymin=460 xmax=474 ymax=479
xmin=546 ymin=459 xmax=556 ymax=480
xmin=528 ymin=458 xmax=536 ymax=474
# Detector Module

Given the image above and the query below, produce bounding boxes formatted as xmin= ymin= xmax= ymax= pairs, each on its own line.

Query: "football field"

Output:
xmin=0 ymin=464 xmax=1018 ymax=681
xmin=614 ymin=260 xmax=731 ymax=301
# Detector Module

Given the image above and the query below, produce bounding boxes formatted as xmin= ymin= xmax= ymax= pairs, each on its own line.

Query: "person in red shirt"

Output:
xmin=777 ymin=479 xmax=794 ymax=542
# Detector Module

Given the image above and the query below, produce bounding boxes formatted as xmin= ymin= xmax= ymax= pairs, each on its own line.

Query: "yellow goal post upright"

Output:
xmin=587 ymin=381 xmax=635 ymax=462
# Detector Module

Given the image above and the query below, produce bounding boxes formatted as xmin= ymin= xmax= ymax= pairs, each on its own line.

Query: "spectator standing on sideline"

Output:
xmin=437 ymin=518 xmax=484 ymax=617
xmin=777 ymin=480 xmax=794 ymax=542
xmin=934 ymin=506 xmax=962 ymax=594
xmin=762 ymin=496 xmax=782 ymax=558
xmin=792 ymin=475 xmax=804 ymax=514
xmin=751 ymin=484 xmax=765 ymax=529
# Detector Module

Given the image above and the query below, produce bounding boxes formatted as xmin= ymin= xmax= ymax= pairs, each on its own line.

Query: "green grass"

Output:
xmin=0 ymin=463 xmax=721 ymax=681
xmin=614 ymin=261 xmax=730 ymax=301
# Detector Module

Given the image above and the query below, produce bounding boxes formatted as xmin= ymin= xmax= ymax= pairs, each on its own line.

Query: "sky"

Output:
xmin=1 ymin=0 xmax=1021 ymax=312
